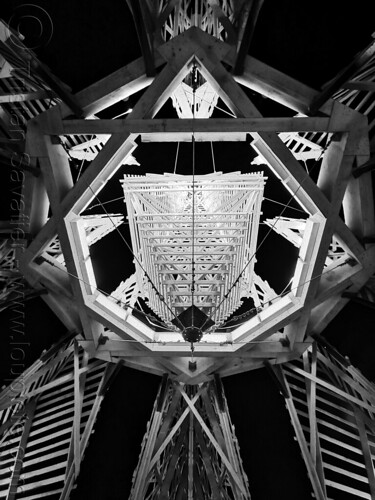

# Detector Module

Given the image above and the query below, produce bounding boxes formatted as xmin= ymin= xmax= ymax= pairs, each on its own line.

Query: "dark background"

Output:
xmin=0 ymin=1 xmax=375 ymax=498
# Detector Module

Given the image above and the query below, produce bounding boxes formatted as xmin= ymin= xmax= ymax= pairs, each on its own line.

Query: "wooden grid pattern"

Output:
xmin=0 ymin=337 xmax=114 ymax=500
xmin=282 ymin=342 xmax=375 ymax=500
xmin=122 ymin=172 xmax=266 ymax=327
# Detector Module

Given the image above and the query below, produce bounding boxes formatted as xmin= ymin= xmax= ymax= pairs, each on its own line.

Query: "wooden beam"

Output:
xmin=59 ymin=116 xmax=335 ymax=136
xmin=126 ymin=0 xmax=155 ymax=76
xmin=233 ymin=0 xmax=264 ymax=75
xmin=0 ymin=90 xmax=55 ymax=103
xmin=73 ymin=341 xmax=83 ymax=478
xmin=288 ymin=365 xmax=375 ymax=412
xmin=352 ymin=156 xmax=375 ymax=178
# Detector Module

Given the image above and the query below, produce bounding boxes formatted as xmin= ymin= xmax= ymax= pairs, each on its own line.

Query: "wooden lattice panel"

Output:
xmin=0 ymin=336 xmax=115 ymax=500
xmin=122 ymin=171 xmax=266 ymax=327
xmin=281 ymin=342 xmax=375 ymax=500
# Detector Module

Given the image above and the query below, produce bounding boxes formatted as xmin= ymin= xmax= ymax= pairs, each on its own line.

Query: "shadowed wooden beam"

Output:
xmin=352 ymin=156 xmax=375 ymax=178
xmin=0 ymin=149 xmax=40 ymax=176
xmin=342 ymin=291 xmax=375 ymax=310
xmin=233 ymin=0 xmax=264 ymax=75
xmin=126 ymin=0 xmax=156 ymax=76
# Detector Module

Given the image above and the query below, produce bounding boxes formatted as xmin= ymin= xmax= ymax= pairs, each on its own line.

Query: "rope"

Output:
xmin=263 ymin=197 xmax=306 ymax=214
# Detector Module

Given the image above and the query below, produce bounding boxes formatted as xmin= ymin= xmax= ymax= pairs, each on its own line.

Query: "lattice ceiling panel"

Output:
xmin=122 ymin=172 xmax=266 ymax=329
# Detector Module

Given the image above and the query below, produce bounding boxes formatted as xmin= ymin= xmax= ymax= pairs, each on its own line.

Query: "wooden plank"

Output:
xmin=19 ymin=461 xmax=66 ymax=481
xmin=324 ymin=479 xmax=371 ymax=499
xmin=23 ymin=447 xmax=68 ymax=467
xmin=232 ymin=54 xmax=331 ymax=115
xmin=10 ymin=474 xmax=66 ymax=493
xmin=288 ymin=365 xmax=375 ymax=413
xmin=343 ymin=171 xmax=375 ymax=240
xmin=0 ymin=91 xmax=54 ymax=103
xmin=13 ymin=489 xmax=63 ymax=500
xmin=126 ymin=0 xmax=155 ymax=76
xmin=0 ymin=364 xmax=95 ymax=412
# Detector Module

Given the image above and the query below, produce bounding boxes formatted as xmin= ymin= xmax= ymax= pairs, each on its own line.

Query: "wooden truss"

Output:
xmin=280 ymin=340 xmax=375 ymax=500
xmin=129 ymin=375 xmax=250 ymax=499
xmin=0 ymin=332 xmax=119 ymax=499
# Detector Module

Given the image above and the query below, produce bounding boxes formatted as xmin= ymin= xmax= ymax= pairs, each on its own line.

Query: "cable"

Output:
xmin=263 ymin=197 xmax=306 ymax=214
xmin=174 ymin=142 xmax=180 ymax=174
xmin=181 ymin=85 xmax=237 ymax=118
xmin=85 ymin=196 xmax=124 ymax=211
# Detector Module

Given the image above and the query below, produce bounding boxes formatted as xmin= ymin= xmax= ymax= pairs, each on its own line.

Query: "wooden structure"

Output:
xmin=129 ymin=376 xmax=250 ymax=499
xmin=0 ymin=1 xmax=375 ymax=498
xmin=281 ymin=339 xmax=375 ymax=499
xmin=121 ymin=171 xmax=266 ymax=328
xmin=0 ymin=332 xmax=115 ymax=499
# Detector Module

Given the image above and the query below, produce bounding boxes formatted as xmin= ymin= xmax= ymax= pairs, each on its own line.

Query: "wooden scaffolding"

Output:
xmin=0 ymin=1 xmax=375 ymax=498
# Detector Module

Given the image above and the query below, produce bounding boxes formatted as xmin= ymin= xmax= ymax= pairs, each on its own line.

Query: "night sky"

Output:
xmin=0 ymin=1 xmax=374 ymax=498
